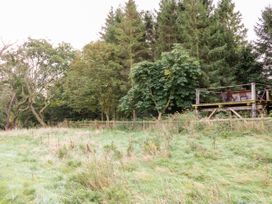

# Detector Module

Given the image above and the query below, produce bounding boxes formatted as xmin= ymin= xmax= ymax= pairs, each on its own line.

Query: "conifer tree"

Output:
xmin=206 ymin=0 xmax=247 ymax=86
xmin=179 ymin=0 xmax=211 ymax=60
xmin=100 ymin=8 xmax=124 ymax=43
xmin=255 ymin=6 xmax=272 ymax=79
xmin=178 ymin=0 xmax=212 ymax=86
xmin=112 ymin=1 xmax=147 ymax=70
xmin=155 ymin=0 xmax=183 ymax=58
xmin=143 ymin=11 xmax=156 ymax=61
xmin=234 ymin=45 xmax=264 ymax=84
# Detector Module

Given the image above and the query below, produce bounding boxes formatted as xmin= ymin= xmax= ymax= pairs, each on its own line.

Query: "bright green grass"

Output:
xmin=0 ymin=127 xmax=271 ymax=203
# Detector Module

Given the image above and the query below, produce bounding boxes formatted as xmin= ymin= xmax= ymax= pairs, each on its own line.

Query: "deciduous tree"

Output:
xmin=120 ymin=45 xmax=201 ymax=120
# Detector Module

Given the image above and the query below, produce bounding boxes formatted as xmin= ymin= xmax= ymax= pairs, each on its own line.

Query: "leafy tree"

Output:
xmin=65 ymin=42 xmax=123 ymax=121
xmin=9 ymin=39 xmax=76 ymax=127
xmin=255 ymin=6 xmax=272 ymax=79
xmin=120 ymin=45 xmax=201 ymax=120
xmin=0 ymin=51 xmax=28 ymax=129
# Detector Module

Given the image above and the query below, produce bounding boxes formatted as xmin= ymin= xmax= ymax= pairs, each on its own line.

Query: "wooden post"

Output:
xmin=251 ymin=82 xmax=257 ymax=118
xmin=195 ymin=89 xmax=200 ymax=116
xmin=266 ymin=89 xmax=270 ymax=101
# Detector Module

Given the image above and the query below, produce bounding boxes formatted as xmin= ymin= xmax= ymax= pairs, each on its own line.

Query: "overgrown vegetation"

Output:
xmin=0 ymin=115 xmax=271 ymax=203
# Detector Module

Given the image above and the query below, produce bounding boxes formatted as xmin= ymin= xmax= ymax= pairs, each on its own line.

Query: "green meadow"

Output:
xmin=0 ymin=119 xmax=271 ymax=203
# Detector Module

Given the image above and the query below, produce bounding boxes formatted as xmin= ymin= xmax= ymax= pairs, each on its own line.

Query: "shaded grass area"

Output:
xmin=0 ymin=123 xmax=271 ymax=203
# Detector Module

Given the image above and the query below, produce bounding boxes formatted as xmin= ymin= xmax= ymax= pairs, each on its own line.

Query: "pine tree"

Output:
xmin=216 ymin=0 xmax=247 ymax=46
xmin=179 ymin=0 xmax=210 ymax=60
xmin=177 ymin=0 xmax=212 ymax=86
xmin=155 ymin=0 xmax=183 ymax=58
xmin=234 ymin=45 xmax=264 ymax=84
xmin=114 ymin=0 xmax=148 ymax=72
xmin=206 ymin=0 xmax=247 ymax=87
xmin=143 ymin=11 xmax=156 ymax=61
xmin=100 ymin=8 xmax=124 ymax=43
xmin=255 ymin=6 xmax=272 ymax=79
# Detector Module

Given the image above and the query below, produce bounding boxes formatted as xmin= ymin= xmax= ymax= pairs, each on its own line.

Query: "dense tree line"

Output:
xmin=0 ymin=0 xmax=271 ymax=128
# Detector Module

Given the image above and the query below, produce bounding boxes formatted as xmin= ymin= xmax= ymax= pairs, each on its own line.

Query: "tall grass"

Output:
xmin=0 ymin=113 xmax=271 ymax=203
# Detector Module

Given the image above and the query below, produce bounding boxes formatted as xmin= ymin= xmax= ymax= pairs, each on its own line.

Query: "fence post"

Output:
xmin=195 ymin=89 xmax=200 ymax=117
xmin=266 ymin=89 xmax=270 ymax=101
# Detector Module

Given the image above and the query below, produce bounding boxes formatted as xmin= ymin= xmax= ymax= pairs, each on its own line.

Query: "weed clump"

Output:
xmin=67 ymin=158 xmax=130 ymax=203
xmin=103 ymin=142 xmax=123 ymax=160
xmin=71 ymin=160 xmax=115 ymax=191
xmin=143 ymin=138 xmax=160 ymax=156
xmin=0 ymin=182 xmax=9 ymax=203
xmin=57 ymin=145 xmax=68 ymax=159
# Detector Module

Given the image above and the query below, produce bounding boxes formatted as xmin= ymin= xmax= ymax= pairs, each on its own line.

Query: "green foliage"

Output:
xmin=0 ymin=0 xmax=269 ymax=125
xmin=101 ymin=0 xmax=148 ymax=82
xmin=155 ymin=0 xmax=183 ymax=58
xmin=64 ymin=42 xmax=123 ymax=121
xmin=255 ymin=6 xmax=272 ymax=79
xmin=205 ymin=0 xmax=248 ymax=87
xmin=120 ymin=45 xmax=201 ymax=119
xmin=234 ymin=45 xmax=265 ymax=84
xmin=179 ymin=0 xmax=211 ymax=60
xmin=0 ymin=38 xmax=75 ymax=128
xmin=178 ymin=0 xmax=212 ymax=86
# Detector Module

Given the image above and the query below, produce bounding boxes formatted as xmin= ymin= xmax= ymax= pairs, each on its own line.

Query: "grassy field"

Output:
xmin=0 ymin=118 xmax=271 ymax=203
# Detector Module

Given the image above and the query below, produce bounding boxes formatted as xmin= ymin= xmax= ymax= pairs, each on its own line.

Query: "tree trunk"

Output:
xmin=157 ymin=112 xmax=162 ymax=121
xmin=101 ymin=112 xmax=104 ymax=121
xmin=30 ymin=104 xmax=47 ymax=127
xmin=105 ymin=113 xmax=110 ymax=122
xmin=132 ymin=110 xmax=137 ymax=121
xmin=5 ymin=93 xmax=16 ymax=130
xmin=105 ymin=113 xmax=110 ymax=128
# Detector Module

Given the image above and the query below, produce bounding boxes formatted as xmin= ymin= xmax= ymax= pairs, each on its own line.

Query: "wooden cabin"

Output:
xmin=193 ymin=83 xmax=272 ymax=119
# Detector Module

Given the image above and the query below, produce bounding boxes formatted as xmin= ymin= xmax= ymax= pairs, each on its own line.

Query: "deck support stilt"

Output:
xmin=251 ymin=83 xmax=257 ymax=118
xmin=228 ymin=108 xmax=243 ymax=119
xmin=195 ymin=89 xmax=200 ymax=117
xmin=208 ymin=108 xmax=217 ymax=119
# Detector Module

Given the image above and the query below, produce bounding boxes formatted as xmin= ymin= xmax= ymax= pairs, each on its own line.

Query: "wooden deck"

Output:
xmin=193 ymin=100 xmax=271 ymax=109
xmin=193 ymin=83 xmax=272 ymax=118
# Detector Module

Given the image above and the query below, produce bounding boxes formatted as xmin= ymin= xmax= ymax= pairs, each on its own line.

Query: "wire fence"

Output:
xmin=57 ymin=120 xmax=183 ymax=131
xmin=55 ymin=117 xmax=272 ymax=132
